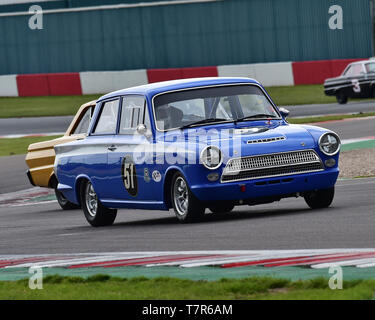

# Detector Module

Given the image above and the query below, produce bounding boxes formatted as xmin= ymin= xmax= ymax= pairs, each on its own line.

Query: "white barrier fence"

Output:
xmin=79 ymin=69 xmax=148 ymax=95
xmin=0 ymin=75 xmax=18 ymax=96
xmin=218 ymin=62 xmax=294 ymax=87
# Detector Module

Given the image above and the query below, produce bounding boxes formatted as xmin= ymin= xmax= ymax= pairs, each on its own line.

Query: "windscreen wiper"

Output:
xmin=180 ymin=118 xmax=228 ymax=129
xmin=234 ymin=114 xmax=279 ymax=123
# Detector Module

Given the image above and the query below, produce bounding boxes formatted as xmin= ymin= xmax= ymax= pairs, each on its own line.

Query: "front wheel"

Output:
xmin=336 ymin=91 xmax=348 ymax=104
xmin=80 ymin=180 xmax=117 ymax=227
xmin=171 ymin=173 xmax=205 ymax=223
xmin=304 ymin=187 xmax=335 ymax=209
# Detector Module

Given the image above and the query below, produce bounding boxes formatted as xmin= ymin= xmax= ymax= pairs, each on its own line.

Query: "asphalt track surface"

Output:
xmin=0 ymin=102 xmax=374 ymax=255
xmin=0 ymin=154 xmax=28 ymax=194
xmin=286 ymin=100 xmax=375 ymax=117
xmin=0 ymin=116 xmax=72 ymax=136
xmin=1 ymin=100 xmax=375 ymax=136
xmin=0 ymin=178 xmax=374 ymax=255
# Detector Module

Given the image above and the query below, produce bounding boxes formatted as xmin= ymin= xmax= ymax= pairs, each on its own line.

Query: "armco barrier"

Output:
xmin=4 ymin=58 xmax=369 ymax=97
xmin=292 ymin=58 xmax=364 ymax=85
xmin=253 ymin=62 xmax=294 ymax=87
xmin=47 ymin=73 xmax=82 ymax=96
xmin=292 ymin=60 xmax=333 ymax=85
xmin=218 ymin=64 xmax=257 ymax=79
xmin=80 ymin=70 xmax=148 ymax=95
xmin=0 ymin=75 xmax=18 ymax=97
xmin=17 ymin=73 xmax=82 ymax=96
xmin=147 ymin=66 xmax=218 ymax=83
xmin=16 ymin=74 xmax=49 ymax=97
xmin=218 ymin=62 xmax=294 ymax=87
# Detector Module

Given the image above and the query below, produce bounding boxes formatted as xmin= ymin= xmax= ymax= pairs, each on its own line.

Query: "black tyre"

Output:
xmin=336 ymin=91 xmax=348 ymax=104
xmin=53 ymin=181 xmax=80 ymax=210
xmin=304 ymin=187 xmax=335 ymax=209
xmin=171 ymin=172 xmax=205 ymax=222
xmin=80 ymin=180 xmax=117 ymax=227
xmin=209 ymin=203 xmax=234 ymax=214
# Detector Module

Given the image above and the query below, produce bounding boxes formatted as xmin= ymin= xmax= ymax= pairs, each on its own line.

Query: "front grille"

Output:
xmin=221 ymin=150 xmax=323 ymax=183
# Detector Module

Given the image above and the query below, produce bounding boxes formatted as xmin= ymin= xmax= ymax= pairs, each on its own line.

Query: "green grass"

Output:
xmin=0 ymin=85 xmax=369 ymax=118
xmin=1 ymin=275 xmax=375 ymax=300
xmin=266 ymin=84 xmax=337 ymax=106
xmin=0 ymin=95 xmax=100 ymax=118
xmin=0 ymin=135 xmax=60 ymax=157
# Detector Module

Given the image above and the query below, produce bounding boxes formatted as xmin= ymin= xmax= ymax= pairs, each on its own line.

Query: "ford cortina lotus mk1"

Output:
xmin=25 ymin=100 xmax=96 ymax=210
xmin=54 ymin=77 xmax=341 ymax=226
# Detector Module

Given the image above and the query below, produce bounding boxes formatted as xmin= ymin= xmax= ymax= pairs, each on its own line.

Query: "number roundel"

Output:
xmin=122 ymin=157 xmax=138 ymax=197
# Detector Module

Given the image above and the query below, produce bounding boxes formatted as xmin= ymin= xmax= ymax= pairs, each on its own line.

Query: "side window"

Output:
xmin=71 ymin=106 xmax=94 ymax=135
xmin=366 ymin=63 xmax=375 ymax=73
xmin=343 ymin=66 xmax=353 ymax=77
xmin=93 ymin=100 xmax=119 ymax=134
xmin=352 ymin=64 xmax=363 ymax=76
xmin=119 ymin=96 xmax=150 ymax=135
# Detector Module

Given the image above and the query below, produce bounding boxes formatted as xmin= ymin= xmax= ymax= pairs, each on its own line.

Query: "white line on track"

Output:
xmin=0 ymin=132 xmax=64 ymax=139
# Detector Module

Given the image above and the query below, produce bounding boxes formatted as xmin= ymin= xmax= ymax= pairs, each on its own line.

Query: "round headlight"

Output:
xmin=200 ymin=146 xmax=222 ymax=170
xmin=319 ymin=132 xmax=341 ymax=156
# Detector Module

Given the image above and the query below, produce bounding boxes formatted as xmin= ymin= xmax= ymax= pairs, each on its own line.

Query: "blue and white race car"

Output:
xmin=55 ymin=77 xmax=341 ymax=226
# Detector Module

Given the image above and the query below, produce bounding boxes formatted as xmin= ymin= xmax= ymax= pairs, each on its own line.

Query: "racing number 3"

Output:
xmin=352 ymin=79 xmax=361 ymax=93
xmin=122 ymin=157 xmax=138 ymax=197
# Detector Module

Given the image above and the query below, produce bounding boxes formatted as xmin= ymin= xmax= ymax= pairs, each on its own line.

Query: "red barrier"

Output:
xmin=181 ymin=66 xmax=218 ymax=79
xmin=47 ymin=73 xmax=82 ymax=96
xmin=292 ymin=58 xmax=366 ymax=85
xmin=16 ymin=74 xmax=49 ymax=97
xmin=292 ymin=60 xmax=332 ymax=85
xmin=147 ymin=66 xmax=218 ymax=83
xmin=330 ymin=58 xmax=364 ymax=77
xmin=16 ymin=73 xmax=82 ymax=96
xmin=147 ymin=68 xmax=183 ymax=83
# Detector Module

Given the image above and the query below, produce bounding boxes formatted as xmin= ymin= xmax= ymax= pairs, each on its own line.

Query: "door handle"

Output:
xmin=108 ymin=145 xmax=117 ymax=152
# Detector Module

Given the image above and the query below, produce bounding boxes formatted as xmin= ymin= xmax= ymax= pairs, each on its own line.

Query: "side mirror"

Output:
xmin=279 ymin=107 xmax=290 ymax=119
xmin=136 ymin=124 xmax=151 ymax=137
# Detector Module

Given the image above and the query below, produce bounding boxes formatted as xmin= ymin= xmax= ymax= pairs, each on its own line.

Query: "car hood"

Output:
xmin=160 ymin=121 xmax=318 ymax=158
xmin=324 ymin=76 xmax=345 ymax=85
xmin=220 ymin=124 xmax=316 ymax=157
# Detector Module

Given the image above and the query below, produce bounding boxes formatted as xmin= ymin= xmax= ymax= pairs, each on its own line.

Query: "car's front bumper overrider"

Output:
xmin=190 ymin=168 xmax=339 ymax=202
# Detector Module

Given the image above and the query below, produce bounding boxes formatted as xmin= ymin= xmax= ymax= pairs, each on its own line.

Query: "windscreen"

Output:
xmin=153 ymin=85 xmax=279 ymax=131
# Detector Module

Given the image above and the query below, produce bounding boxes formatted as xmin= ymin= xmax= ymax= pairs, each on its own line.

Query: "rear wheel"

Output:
xmin=304 ymin=187 xmax=335 ymax=209
xmin=80 ymin=180 xmax=117 ymax=227
xmin=171 ymin=173 xmax=205 ymax=223
xmin=209 ymin=204 xmax=234 ymax=214
xmin=371 ymin=86 xmax=375 ymax=98
xmin=52 ymin=180 xmax=79 ymax=210
xmin=336 ymin=91 xmax=348 ymax=104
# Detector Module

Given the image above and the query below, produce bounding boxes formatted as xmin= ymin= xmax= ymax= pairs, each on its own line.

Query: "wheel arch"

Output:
xmin=163 ymin=166 xmax=185 ymax=209
xmin=48 ymin=174 xmax=58 ymax=189
xmin=74 ymin=174 xmax=92 ymax=206
xmin=369 ymin=82 xmax=375 ymax=96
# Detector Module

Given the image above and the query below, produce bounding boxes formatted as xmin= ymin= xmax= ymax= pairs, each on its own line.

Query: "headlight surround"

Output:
xmin=319 ymin=132 xmax=341 ymax=156
xmin=200 ymin=146 xmax=223 ymax=170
